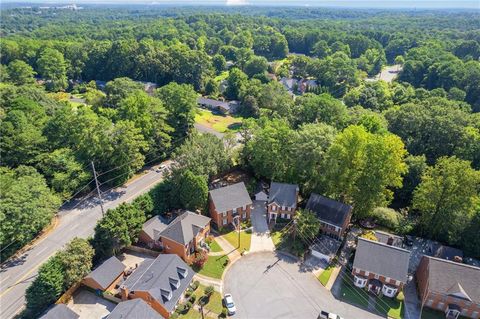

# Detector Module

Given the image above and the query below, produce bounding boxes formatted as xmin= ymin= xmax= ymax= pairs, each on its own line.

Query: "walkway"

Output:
xmin=249 ymin=201 xmax=275 ymax=252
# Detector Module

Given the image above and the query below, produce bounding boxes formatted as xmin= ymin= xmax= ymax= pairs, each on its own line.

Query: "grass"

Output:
xmin=222 ymin=230 xmax=252 ymax=252
xmin=270 ymin=227 xmax=308 ymax=258
xmin=337 ymin=275 xmax=369 ymax=309
xmin=208 ymin=239 xmax=223 ymax=253
xmin=194 ymin=108 xmax=243 ymax=133
xmin=194 ymin=284 xmax=224 ymax=314
xmin=375 ymin=296 xmax=404 ymax=319
xmin=317 ymin=265 xmax=335 ymax=286
xmin=197 ymin=255 xmax=229 ymax=279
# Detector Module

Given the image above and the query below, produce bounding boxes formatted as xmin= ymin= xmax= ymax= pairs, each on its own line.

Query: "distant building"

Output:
xmin=197 ymin=97 xmax=239 ymax=114
xmin=208 ymin=182 xmax=253 ymax=228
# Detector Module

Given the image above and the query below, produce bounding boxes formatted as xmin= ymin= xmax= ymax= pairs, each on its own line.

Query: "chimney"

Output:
xmin=387 ymin=237 xmax=394 ymax=246
xmin=120 ymin=286 xmax=129 ymax=301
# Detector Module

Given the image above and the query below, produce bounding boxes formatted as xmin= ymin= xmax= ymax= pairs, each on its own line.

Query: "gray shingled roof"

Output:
xmin=424 ymin=256 xmax=480 ymax=303
xmin=353 ymin=237 xmax=410 ymax=283
xmin=268 ymin=182 xmax=298 ymax=208
xmin=198 ymin=97 xmax=230 ymax=109
xmin=209 ymin=182 xmax=252 ymax=213
xmin=306 ymin=193 xmax=352 ymax=227
xmin=142 ymin=215 xmax=168 ymax=241
xmin=108 ymin=299 xmax=164 ymax=319
xmin=375 ymin=231 xmax=404 ymax=248
xmin=84 ymin=256 xmax=125 ymax=290
xmin=122 ymin=254 xmax=194 ymax=313
xmin=39 ymin=304 xmax=79 ymax=319
xmin=160 ymin=211 xmax=211 ymax=245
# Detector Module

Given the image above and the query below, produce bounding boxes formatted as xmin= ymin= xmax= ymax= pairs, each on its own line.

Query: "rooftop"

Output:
xmin=353 ymin=237 xmax=410 ymax=283
xmin=39 ymin=304 xmax=79 ymax=319
xmin=423 ymin=256 xmax=480 ymax=303
xmin=374 ymin=231 xmax=404 ymax=248
xmin=107 ymin=299 xmax=163 ymax=319
xmin=122 ymin=254 xmax=194 ymax=313
xmin=84 ymin=256 xmax=125 ymax=290
xmin=268 ymin=182 xmax=299 ymax=208
xmin=306 ymin=193 xmax=352 ymax=228
xmin=142 ymin=215 xmax=169 ymax=241
xmin=198 ymin=97 xmax=230 ymax=109
xmin=209 ymin=182 xmax=252 ymax=213
xmin=159 ymin=211 xmax=211 ymax=245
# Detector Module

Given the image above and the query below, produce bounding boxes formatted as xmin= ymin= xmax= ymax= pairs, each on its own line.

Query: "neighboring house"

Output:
xmin=305 ymin=193 xmax=353 ymax=239
xmin=120 ymin=254 xmax=194 ymax=319
xmin=280 ymin=77 xmax=298 ymax=92
xmin=139 ymin=211 xmax=211 ymax=263
xmin=39 ymin=304 xmax=79 ymax=319
xmin=208 ymin=182 xmax=253 ymax=228
xmin=197 ymin=97 xmax=239 ymax=114
xmin=416 ymin=256 xmax=480 ymax=319
xmin=82 ymin=256 xmax=125 ymax=291
xmin=108 ymin=299 xmax=163 ymax=319
xmin=433 ymin=244 xmax=464 ymax=262
xmin=298 ymin=79 xmax=318 ymax=94
xmin=310 ymin=236 xmax=342 ymax=263
xmin=374 ymin=230 xmax=404 ymax=248
xmin=352 ymin=237 xmax=410 ymax=298
xmin=267 ymin=182 xmax=299 ymax=222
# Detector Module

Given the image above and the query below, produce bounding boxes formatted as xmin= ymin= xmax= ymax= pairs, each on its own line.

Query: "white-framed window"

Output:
xmin=395 ymin=280 xmax=401 ymax=286
xmin=272 ymin=206 xmax=276 ymax=211
xmin=286 ymin=214 xmax=291 ymax=219
xmin=242 ymin=212 xmax=246 ymax=219
xmin=426 ymin=300 xmax=433 ymax=307
xmin=472 ymin=312 xmax=478 ymax=318
xmin=281 ymin=213 xmax=285 ymax=218
xmin=223 ymin=218 xmax=227 ymax=225
xmin=374 ymin=274 xmax=379 ymax=279
xmin=437 ymin=302 xmax=444 ymax=310
xmin=365 ymin=271 xmax=370 ymax=276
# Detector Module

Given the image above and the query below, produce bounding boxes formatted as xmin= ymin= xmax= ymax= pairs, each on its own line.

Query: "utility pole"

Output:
xmin=91 ymin=161 xmax=105 ymax=217
xmin=200 ymin=302 xmax=205 ymax=319
xmin=233 ymin=215 xmax=240 ymax=249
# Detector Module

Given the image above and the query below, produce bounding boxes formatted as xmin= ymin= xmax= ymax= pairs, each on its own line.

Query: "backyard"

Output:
xmin=222 ymin=229 xmax=252 ymax=253
xmin=194 ymin=108 xmax=243 ymax=133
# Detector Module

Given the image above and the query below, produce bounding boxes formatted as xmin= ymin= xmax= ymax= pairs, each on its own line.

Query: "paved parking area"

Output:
xmin=224 ymin=252 xmax=383 ymax=319
xmin=249 ymin=201 xmax=275 ymax=252
xmin=68 ymin=288 xmax=115 ymax=319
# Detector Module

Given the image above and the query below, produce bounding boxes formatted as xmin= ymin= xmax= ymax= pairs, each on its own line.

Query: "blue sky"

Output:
xmin=3 ymin=0 xmax=479 ymax=8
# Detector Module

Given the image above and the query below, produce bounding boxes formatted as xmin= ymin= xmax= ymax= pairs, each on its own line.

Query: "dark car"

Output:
xmin=404 ymin=235 xmax=414 ymax=246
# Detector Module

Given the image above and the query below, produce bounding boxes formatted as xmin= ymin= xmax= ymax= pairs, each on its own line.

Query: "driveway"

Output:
xmin=68 ymin=288 xmax=115 ymax=319
xmin=249 ymin=201 xmax=275 ymax=252
xmin=223 ymin=252 xmax=383 ymax=319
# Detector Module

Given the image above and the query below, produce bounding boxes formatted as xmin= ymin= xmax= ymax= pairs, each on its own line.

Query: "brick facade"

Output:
xmin=160 ymin=224 xmax=210 ymax=263
xmin=352 ymin=267 xmax=404 ymax=290
xmin=267 ymin=203 xmax=295 ymax=220
xmin=208 ymin=196 xmax=251 ymax=228
xmin=320 ymin=210 xmax=352 ymax=239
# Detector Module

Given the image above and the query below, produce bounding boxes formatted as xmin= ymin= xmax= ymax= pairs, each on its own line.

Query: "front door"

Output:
xmin=270 ymin=212 xmax=277 ymax=222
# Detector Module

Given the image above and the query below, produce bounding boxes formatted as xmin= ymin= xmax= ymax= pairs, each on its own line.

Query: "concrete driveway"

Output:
xmin=224 ymin=252 xmax=383 ymax=319
xmin=68 ymin=288 xmax=115 ymax=319
xmin=249 ymin=201 xmax=275 ymax=252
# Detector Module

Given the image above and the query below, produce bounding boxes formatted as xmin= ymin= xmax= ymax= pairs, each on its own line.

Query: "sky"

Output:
xmin=2 ymin=0 xmax=479 ymax=8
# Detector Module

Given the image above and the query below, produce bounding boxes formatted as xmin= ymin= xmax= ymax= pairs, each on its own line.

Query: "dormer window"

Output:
xmin=169 ymin=277 xmax=180 ymax=289
xmin=161 ymin=288 xmax=172 ymax=301
xmin=177 ymin=266 xmax=188 ymax=279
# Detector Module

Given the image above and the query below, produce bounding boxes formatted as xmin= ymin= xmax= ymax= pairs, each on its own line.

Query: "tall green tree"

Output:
xmin=36 ymin=48 xmax=68 ymax=91
xmin=172 ymin=170 xmax=209 ymax=211
xmin=59 ymin=238 xmax=94 ymax=287
xmin=7 ymin=59 xmax=36 ymax=85
xmin=295 ymin=209 xmax=321 ymax=242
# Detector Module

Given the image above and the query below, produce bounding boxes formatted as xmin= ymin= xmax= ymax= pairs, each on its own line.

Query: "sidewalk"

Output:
xmin=214 ymin=235 xmax=241 ymax=262
xmin=193 ymin=273 xmax=222 ymax=292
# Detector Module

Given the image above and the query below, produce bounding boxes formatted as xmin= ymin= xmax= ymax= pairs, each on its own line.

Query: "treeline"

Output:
xmin=0 ymin=79 xmax=197 ymax=260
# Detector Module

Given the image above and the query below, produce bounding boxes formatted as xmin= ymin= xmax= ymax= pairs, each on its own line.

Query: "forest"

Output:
xmin=1 ymin=6 xmax=479 ymax=265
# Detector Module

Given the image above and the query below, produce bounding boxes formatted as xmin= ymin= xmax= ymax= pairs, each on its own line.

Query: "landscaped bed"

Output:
xmin=222 ymin=229 xmax=252 ymax=252
xmin=176 ymin=283 xmax=225 ymax=319
xmin=197 ymin=255 xmax=229 ymax=279
xmin=194 ymin=108 xmax=243 ymax=133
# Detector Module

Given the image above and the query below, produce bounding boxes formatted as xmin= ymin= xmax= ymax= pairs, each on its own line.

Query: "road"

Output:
xmin=0 ymin=164 xmax=170 ymax=319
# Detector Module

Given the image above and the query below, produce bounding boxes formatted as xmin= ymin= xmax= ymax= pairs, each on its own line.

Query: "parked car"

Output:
xmin=404 ymin=235 xmax=414 ymax=246
xmin=318 ymin=310 xmax=344 ymax=319
xmin=224 ymin=293 xmax=236 ymax=315
xmin=155 ymin=164 xmax=167 ymax=173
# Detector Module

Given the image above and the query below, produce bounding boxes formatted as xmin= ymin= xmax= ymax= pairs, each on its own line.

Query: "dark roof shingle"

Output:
xmin=306 ymin=193 xmax=352 ymax=227
xmin=39 ymin=304 xmax=79 ymax=319
xmin=268 ymin=182 xmax=298 ymax=208
xmin=353 ymin=237 xmax=410 ymax=283
xmin=142 ymin=215 xmax=168 ymax=241
xmin=159 ymin=211 xmax=211 ymax=245
xmin=209 ymin=182 xmax=252 ymax=213
xmin=423 ymin=256 xmax=480 ymax=303
xmin=122 ymin=254 xmax=194 ymax=313
xmin=84 ymin=256 xmax=125 ymax=290
xmin=108 ymin=299 xmax=164 ymax=319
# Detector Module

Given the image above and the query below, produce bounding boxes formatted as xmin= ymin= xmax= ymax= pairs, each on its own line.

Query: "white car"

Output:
xmin=224 ymin=293 xmax=236 ymax=315
xmin=318 ymin=311 xmax=344 ymax=319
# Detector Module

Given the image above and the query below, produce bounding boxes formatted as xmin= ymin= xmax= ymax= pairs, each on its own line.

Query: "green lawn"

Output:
xmin=317 ymin=265 xmax=335 ymax=286
xmin=222 ymin=230 xmax=252 ymax=252
xmin=194 ymin=108 xmax=243 ymax=133
xmin=194 ymin=284 xmax=224 ymax=314
xmin=208 ymin=239 xmax=223 ymax=253
xmin=270 ymin=227 xmax=308 ymax=258
xmin=197 ymin=255 xmax=229 ymax=279
xmin=177 ymin=308 xmax=202 ymax=319
xmin=337 ymin=275 xmax=369 ymax=309
xmin=375 ymin=296 xmax=404 ymax=319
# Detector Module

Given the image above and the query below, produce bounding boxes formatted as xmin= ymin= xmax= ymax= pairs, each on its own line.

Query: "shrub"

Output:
xmin=193 ymin=251 xmax=208 ymax=269
xmin=221 ymin=308 xmax=228 ymax=318
xmin=396 ymin=291 xmax=405 ymax=302
xmin=185 ymin=290 xmax=192 ymax=298
xmin=370 ymin=207 xmax=402 ymax=230
xmin=176 ymin=304 xmax=186 ymax=314
xmin=170 ymin=313 xmax=179 ymax=319
xmin=192 ymin=280 xmax=200 ymax=291
xmin=189 ymin=295 xmax=196 ymax=303
xmin=204 ymin=285 xmax=215 ymax=296
xmin=186 ymin=301 xmax=193 ymax=310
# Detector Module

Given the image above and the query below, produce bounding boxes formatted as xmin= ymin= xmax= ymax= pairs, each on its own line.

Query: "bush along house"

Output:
xmin=208 ymin=182 xmax=253 ymax=229
xmin=352 ymin=237 xmax=411 ymax=298
xmin=416 ymin=256 xmax=480 ymax=319
xmin=138 ymin=211 xmax=211 ymax=263
xmin=267 ymin=182 xmax=299 ymax=223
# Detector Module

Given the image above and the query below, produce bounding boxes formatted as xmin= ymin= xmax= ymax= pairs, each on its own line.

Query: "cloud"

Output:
xmin=226 ymin=0 xmax=249 ymax=5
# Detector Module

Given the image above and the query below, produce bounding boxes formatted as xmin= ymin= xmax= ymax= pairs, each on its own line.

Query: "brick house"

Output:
xmin=138 ymin=211 xmax=211 ymax=263
xmin=208 ymin=182 xmax=252 ymax=228
xmin=352 ymin=237 xmax=410 ymax=298
xmin=108 ymin=299 xmax=163 ymax=319
xmin=267 ymin=182 xmax=299 ymax=223
xmin=416 ymin=256 xmax=480 ymax=319
xmin=120 ymin=254 xmax=194 ymax=319
xmin=305 ymin=193 xmax=352 ymax=239
xmin=82 ymin=256 xmax=125 ymax=292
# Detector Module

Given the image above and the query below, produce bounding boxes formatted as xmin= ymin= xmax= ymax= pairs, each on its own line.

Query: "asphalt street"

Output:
xmin=0 ymin=164 xmax=169 ymax=319
xmin=224 ymin=252 xmax=384 ymax=319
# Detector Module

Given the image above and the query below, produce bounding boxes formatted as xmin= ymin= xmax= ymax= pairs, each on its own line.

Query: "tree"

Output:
xmin=7 ymin=59 xmax=36 ymax=85
xmin=225 ymin=68 xmax=248 ymax=100
xmin=321 ymin=125 xmax=407 ymax=217
xmin=294 ymin=93 xmax=348 ymax=129
xmin=36 ymin=48 xmax=68 ymax=91
xmin=0 ymin=166 xmax=60 ymax=260
xmin=244 ymin=56 xmax=268 ymax=78
xmin=311 ymin=40 xmax=330 ymax=58
xmin=156 ymin=82 xmax=197 ymax=141
xmin=172 ymin=170 xmax=209 ymax=211
xmin=394 ymin=155 xmax=427 ymax=207
xmin=92 ymin=203 xmax=146 ymax=259
xmin=104 ymin=77 xmax=144 ymax=108
xmin=59 ymin=238 xmax=94 ymax=287
xmin=462 ymin=210 xmax=480 ymax=258
xmin=413 ymin=156 xmax=480 ymax=244
xmin=212 ymin=54 xmax=227 ymax=74
xmin=295 ymin=209 xmax=321 ymax=242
